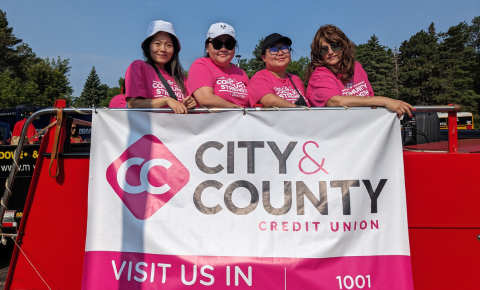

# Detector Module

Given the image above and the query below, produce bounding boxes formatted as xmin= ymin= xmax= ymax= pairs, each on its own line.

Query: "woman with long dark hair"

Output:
xmin=187 ymin=22 xmax=249 ymax=108
xmin=305 ymin=24 xmax=413 ymax=117
xmin=125 ymin=20 xmax=196 ymax=113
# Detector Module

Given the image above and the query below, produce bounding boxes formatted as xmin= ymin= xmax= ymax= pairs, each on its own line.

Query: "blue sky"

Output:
xmin=2 ymin=0 xmax=479 ymax=97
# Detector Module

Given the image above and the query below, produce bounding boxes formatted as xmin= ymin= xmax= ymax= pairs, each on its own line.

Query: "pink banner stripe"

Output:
xmin=82 ymin=251 xmax=413 ymax=290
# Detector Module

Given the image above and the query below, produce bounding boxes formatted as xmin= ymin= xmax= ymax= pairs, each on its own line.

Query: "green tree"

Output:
xmin=398 ymin=23 xmax=441 ymax=105
xmin=0 ymin=70 xmax=38 ymax=107
xmin=468 ymin=16 xmax=480 ymax=98
xmin=0 ymin=10 xmax=35 ymax=79
xmin=356 ymin=35 xmax=394 ymax=98
xmin=24 ymin=57 xmax=74 ymax=106
xmin=437 ymin=21 xmax=480 ymax=113
xmin=74 ymin=66 xmax=105 ymax=107
xmin=0 ymin=9 xmax=73 ymax=107
xmin=98 ymin=77 xmax=124 ymax=107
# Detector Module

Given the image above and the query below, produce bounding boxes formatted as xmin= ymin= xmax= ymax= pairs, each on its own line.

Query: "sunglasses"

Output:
xmin=71 ymin=127 xmax=77 ymax=130
xmin=208 ymin=38 xmax=237 ymax=50
xmin=268 ymin=45 xmax=291 ymax=55
xmin=320 ymin=42 xmax=342 ymax=55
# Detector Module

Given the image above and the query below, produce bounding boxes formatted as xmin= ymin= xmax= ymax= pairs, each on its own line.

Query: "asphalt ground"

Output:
xmin=0 ymin=243 xmax=14 ymax=287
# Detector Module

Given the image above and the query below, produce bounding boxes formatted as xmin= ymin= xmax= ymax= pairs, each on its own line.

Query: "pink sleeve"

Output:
xmin=247 ymin=72 xmax=274 ymax=106
xmin=125 ymin=60 xmax=149 ymax=99
xmin=187 ymin=60 xmax=214 ymax=96
xmin=356 ymin=62 xmax=374 ymax=96
xmin=307 ymin=69 xmax=342 ymax=107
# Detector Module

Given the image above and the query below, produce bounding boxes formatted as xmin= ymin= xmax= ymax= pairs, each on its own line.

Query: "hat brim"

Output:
xmin=142 ymin=32 xmax=182 ymax=52
xmin=206 ymin=33 xmax=236 ymax=41
xmin=262 ymin=36 xmax=292 ymax=54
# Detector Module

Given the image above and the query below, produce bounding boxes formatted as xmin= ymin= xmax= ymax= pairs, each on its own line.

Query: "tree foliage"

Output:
xmin=356 ymin=35 xmax=394 ymax=98
xmin=74 ymin=66 xmax=105 ymax=107
xmin=98 ymin=77 xmax=125 ymax=107
xmin=392 ymin=19 xmax=480 ymax=119
xmin=0 ymin=9 xmax=73 ymax=107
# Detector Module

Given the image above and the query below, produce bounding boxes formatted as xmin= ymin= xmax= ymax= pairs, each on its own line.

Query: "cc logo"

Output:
xmin=117 ymin=157 xmax=172 ymax=195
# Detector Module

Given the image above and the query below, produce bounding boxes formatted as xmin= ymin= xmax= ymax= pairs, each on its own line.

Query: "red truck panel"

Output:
xmin=404 ymin=151 xmax=480 ymax=290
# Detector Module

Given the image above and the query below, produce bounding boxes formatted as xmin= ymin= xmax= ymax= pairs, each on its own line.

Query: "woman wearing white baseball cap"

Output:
xmin=125 ymin=20 xmax=196 ymax=113
xmin=187 ymin=22 xmax=249 ymax=108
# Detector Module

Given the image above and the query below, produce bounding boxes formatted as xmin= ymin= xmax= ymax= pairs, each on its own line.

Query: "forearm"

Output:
xmin=127 ymin=97 xmax=169 ymax=108
xmin=259 ymin=94 xmax=296 ymax=108
xmin=326 ymin=95 xmax=414 ymax=117
xmin=326 ymin=95 xmax=388 ymax=107
xmin=195 ymin=94 xmax=240 ymax=108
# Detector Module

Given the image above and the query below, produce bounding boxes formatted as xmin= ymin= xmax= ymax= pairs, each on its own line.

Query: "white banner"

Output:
xmin=82 ymin=110 xmax=413 ymax=290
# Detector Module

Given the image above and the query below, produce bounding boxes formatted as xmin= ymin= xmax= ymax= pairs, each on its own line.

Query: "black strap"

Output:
xmin=150 ymin=64 xmax=178 ymax=101
xmin=287 ymin=74 xmax=308 ymax=107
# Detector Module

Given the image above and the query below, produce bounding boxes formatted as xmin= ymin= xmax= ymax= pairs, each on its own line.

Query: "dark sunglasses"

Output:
xmin=208 ymin=38 xmax=237 ymax=50
xmin=268 ymin=45 xmax=291 ymax=55
xmin=71 ymin=127 xmax=78 ymax=130
xmin=320 ymin=42 xmax=342 ymax=55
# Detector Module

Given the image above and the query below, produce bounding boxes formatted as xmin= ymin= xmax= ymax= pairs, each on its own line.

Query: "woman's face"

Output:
xmin=149 ymin=32 xmax=174 ymax=68
xmin=262 ymin=41 xmax=291 ymax=73
xmin=206 ymin=35 xmax=235 ymax=68
xmin=320 ymin=39 xmax=343 ymax=68
xmin=71 ymin=125 xmax=78 ymax=136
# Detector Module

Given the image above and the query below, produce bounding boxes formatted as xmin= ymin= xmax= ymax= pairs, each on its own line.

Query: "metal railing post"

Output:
xmin=447 ymin=105 xmax=461 ymax=153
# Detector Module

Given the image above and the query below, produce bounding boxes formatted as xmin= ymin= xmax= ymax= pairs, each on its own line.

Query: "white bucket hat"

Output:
xmin=143 ymin=20 xmax=181 ymax=52
xmin=206 ymin=22 xmax=235 ymax=40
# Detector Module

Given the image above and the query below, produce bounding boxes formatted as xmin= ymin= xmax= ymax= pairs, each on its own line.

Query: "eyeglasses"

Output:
xmin=208 ymin=38 xmax=237 ymax=50
xmin=71 ymin=127 xmax=77 ymax=131
xmin=268 ymin=45 xmax=291 ymax=55
xmin=320 ymin=42 xmax=342 ymax=55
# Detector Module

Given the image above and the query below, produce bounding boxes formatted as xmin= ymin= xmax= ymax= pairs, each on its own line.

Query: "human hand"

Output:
xmin=182 ymin=96 xmax=197 ymax=109
xmin=382 ymin=98 xmax=415 ymax=117
xmin=166 ymin=97 xmax=188 ymax=114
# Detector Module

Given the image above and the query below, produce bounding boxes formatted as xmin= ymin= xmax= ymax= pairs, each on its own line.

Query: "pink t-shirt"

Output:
xmin=248 ymin=69 xmax=309 ymax=107
xmin=125 ymin=60 xmax=188 ymax=105
xmin=109 ymin=94 xmax=127 ymax=108
xmin=187 ymin=57 xmax=249 ymax=107
xmin=306 ymin=62 xmax=374 ymax=107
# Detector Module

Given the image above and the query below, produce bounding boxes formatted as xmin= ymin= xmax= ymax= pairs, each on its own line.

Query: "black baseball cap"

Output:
xmin=261 ymin=33 xmax=292 ymax=55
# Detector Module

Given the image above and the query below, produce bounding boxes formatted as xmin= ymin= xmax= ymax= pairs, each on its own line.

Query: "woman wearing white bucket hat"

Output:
xmin=125 ymin=20 xmax=196 ymax=113
xmin=187 ymin=22 xmax=249 ymax=108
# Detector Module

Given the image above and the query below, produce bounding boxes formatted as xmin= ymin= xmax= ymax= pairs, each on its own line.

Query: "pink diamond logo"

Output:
xmin=106 ymin=135 xmax=190 ymax=220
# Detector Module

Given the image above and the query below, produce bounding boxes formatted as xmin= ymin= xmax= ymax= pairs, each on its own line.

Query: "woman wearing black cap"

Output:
xmin=248 ymin=33 xmax=309 ymax=108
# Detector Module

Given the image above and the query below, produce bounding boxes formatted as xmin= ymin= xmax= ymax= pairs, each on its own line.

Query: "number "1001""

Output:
xmin=336 ymin=275 xmax=371 ymax=289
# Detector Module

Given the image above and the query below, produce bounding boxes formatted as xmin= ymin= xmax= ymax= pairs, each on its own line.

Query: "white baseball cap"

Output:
xmin=143 ymin=20 xmax=181 ymax=52
xmin=206 ymin=22 xmax=235 ymax=40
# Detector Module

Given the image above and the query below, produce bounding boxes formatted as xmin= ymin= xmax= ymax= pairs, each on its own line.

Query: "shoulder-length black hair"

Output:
xmin=142 ymin=32 xmax=186 ymax=95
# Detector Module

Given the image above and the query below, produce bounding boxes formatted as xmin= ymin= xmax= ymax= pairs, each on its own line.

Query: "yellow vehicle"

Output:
xmin=437 ymin=112 xmax=474 ymax=130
